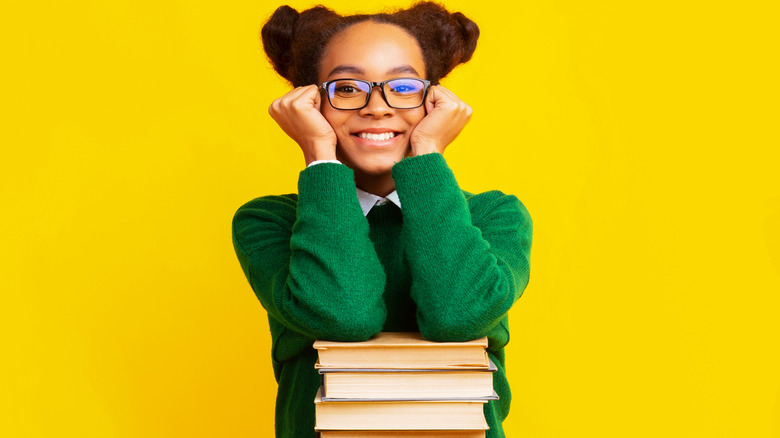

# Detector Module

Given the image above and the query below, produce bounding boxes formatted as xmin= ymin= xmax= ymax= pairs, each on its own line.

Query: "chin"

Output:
xmin=337 ymin=149 xmax=410 ymax=175
xmin=344 ymin=159 xmax=396 ymax=176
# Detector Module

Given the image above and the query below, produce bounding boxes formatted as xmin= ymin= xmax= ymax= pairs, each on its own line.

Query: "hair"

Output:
xmin=260 ymin=2 xmax=479 ymax=87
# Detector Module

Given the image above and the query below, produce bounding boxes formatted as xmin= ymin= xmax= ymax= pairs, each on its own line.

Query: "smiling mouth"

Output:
xmin=352 ymin=132 xmax=398 ymax=141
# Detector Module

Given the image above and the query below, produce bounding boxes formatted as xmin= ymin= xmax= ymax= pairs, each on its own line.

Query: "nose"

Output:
xmin=358 ymin=86 xmax=394 ymax=118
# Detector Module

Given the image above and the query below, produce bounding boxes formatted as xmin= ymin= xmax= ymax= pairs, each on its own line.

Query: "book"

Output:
xmin=319 ymin=430 xmax=486 ymax=437
xmin=314 ymin=332 xmax=490 ymax=370
xmin=320 ymin=360 xmax=498 ymax=400
xmin=314 ymin=391 xmax=490 ymax=431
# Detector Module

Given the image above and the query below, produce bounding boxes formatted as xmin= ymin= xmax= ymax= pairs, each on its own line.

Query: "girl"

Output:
xmin=232 ymin=3 xmax=532 ymax=437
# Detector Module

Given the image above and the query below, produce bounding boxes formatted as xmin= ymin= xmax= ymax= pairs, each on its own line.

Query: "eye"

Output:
xmin=387 ymin=80 xmax=424 ymax=95
xmin=394 ymin=85 xmax=414 ymax=92
xmin=330 ymin=80 xmax=369 ymax=99
xmin=335 ymin=85 xmax=360 ymax=94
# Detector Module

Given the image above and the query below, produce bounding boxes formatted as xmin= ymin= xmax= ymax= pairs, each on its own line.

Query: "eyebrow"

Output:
xmin=326 ymin=64 xmax=421 ymax=78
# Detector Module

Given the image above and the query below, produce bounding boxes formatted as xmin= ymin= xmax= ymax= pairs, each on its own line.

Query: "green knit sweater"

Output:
xmin=232 ymin=153 xmax=532 ymax=438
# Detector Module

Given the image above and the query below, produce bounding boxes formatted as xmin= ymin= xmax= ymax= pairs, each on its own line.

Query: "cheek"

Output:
xmin=320 ymin=106 xmax=336 ymax=125
xmin=321 ymin=110 xmax=355 ymax=148
xmin=406 ymin=108 xmax=426 ymax=129
xmin=321 ymin=107 xmax=348 ymax=130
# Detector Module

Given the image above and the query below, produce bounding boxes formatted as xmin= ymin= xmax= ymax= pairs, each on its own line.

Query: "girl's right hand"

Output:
xmin=268 ymin=85 xmax=338 ymax=165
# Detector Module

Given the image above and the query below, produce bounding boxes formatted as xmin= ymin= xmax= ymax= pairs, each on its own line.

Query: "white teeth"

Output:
xmin=358 ymin=132 xmax=396 ymax=141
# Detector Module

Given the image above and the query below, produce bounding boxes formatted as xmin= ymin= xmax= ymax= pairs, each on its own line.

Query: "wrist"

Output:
xmin=411 ymin=142 xmax=439 ymax=156
xmin=303 ymin=141 xmax=338 ymax=165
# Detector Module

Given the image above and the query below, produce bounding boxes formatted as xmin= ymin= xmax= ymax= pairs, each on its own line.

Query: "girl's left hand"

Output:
xmin=409 ymin=85 xmax=473 ymax=156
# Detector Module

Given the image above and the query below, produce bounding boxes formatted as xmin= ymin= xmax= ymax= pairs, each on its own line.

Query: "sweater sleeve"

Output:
xmin=231 ymin=163 xmax=387 ymax=341
xmin=391 ymin=153 xmax=532 ymax=342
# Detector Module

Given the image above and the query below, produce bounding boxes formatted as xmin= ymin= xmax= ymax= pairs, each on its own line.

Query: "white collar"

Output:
xmin=356 ymin=188 xmax=402 ymax=216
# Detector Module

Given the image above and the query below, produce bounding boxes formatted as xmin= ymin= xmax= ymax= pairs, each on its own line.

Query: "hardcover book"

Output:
xmin=314 ymin=391 xmax=490 ymax=431
xmin=320 ymin=360 xmax=498 ymax=400
xmin=314 ymin=332 xmax=490 ymax=370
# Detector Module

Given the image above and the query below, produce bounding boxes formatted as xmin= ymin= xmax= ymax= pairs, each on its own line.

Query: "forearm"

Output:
xmin=233 ymin=163 xmax=387 ymax=341
xmin=392 ymin=153 xmax=532 ymax=341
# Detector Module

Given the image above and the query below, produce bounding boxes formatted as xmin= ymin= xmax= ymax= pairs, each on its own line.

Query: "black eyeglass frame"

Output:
xmin=319 ymin=77 xmax=432 ymax=110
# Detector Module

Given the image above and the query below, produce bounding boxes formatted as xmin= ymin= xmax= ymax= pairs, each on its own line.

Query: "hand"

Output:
xmin=268 ymin=85 xmax=338 ymax=165
xmin=409 ymin=85 xmax=473 ymax=156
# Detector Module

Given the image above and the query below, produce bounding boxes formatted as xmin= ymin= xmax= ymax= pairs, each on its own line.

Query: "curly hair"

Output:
xmin=260 ymin=2 xmax=479 ymax=87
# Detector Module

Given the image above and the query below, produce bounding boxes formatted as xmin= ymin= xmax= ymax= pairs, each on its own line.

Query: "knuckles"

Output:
xmin=291 ymin=100 xmax=309 ymax=112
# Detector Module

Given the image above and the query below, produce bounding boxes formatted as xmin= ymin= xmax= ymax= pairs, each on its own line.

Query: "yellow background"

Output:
xmin=2 ymin=0 xmax=778 ymax=436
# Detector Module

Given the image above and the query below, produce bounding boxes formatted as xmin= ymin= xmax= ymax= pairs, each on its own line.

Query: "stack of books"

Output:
xmin=313 ymin=332 xmax=497 ymax=437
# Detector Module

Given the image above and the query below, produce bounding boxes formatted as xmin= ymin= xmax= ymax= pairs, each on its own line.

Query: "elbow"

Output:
xmin=416 ymin=284 xmax=515 ymax=342
xmin=326 ymin=315 xmax=383 ymax=341
xmin=420 ymin=324 xmax=489 ymax=343
xmin=418 ymin=312 xmax=493 ymax=343
xmin=314 ymin=303 xmax=386 ymax=342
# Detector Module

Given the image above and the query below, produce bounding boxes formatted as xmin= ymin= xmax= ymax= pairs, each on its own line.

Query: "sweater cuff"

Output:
xmin=391 ymin=153 xmax=462 ymax=203
xmin=298 ymin=162 xmax=361 ymax=214
xmin=307 ymin=159 xmax=343 ymax=167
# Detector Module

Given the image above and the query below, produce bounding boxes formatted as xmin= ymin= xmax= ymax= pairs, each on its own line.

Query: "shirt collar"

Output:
xmin=356 ymin=187 xmax=402 ymax=216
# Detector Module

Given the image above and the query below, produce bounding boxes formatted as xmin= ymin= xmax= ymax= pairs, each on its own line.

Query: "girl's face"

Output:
xmin=318 ymin=21 xmax=426 ymax=185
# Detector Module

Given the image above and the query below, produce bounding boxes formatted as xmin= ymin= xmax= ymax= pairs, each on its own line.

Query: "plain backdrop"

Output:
xmin=2 ymin=0 xmax=779 ymax=436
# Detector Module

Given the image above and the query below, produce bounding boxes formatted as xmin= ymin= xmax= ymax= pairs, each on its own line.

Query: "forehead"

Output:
xmin=319 ymin=21 xmax=426 ymax=82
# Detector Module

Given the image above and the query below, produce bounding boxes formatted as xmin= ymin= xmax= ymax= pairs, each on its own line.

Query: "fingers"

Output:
xmin=426 ymin=85 xmax=473 ymax=119
xmin=410 ymin=85 xmax=474 ymax=155
xmin=268 ymin=86 xmax=305 ymax=114
xmin=268 ymin=85 xmax=320 ymax=117
xmin=424 ymin=86 xmax=437 ymax=114
xmin=312 ymin=86 xmax=322 ymax=112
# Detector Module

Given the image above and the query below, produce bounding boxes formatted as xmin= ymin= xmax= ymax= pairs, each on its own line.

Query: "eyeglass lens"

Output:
xmin=326 ymin=79 xmax=426 ymax=109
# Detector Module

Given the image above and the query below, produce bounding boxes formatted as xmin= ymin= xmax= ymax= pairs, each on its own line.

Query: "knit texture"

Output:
xmin=232 ymin=153 xmax=532 ymax=438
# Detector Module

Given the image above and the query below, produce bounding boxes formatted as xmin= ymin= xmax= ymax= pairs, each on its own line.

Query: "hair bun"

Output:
xmin=453 ymin=12 xmax=479 ymax=65
xmin=389 ymin=2 xmax=480 ymax=83
xmin=261 ymin=5 xmax=300 ymax=82
xmin=259 ymin=2 xmax=479 ymax=86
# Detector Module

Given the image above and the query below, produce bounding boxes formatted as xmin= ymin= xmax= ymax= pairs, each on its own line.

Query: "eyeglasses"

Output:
xmin=320 ymin=77 xmax=431 ymax=110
